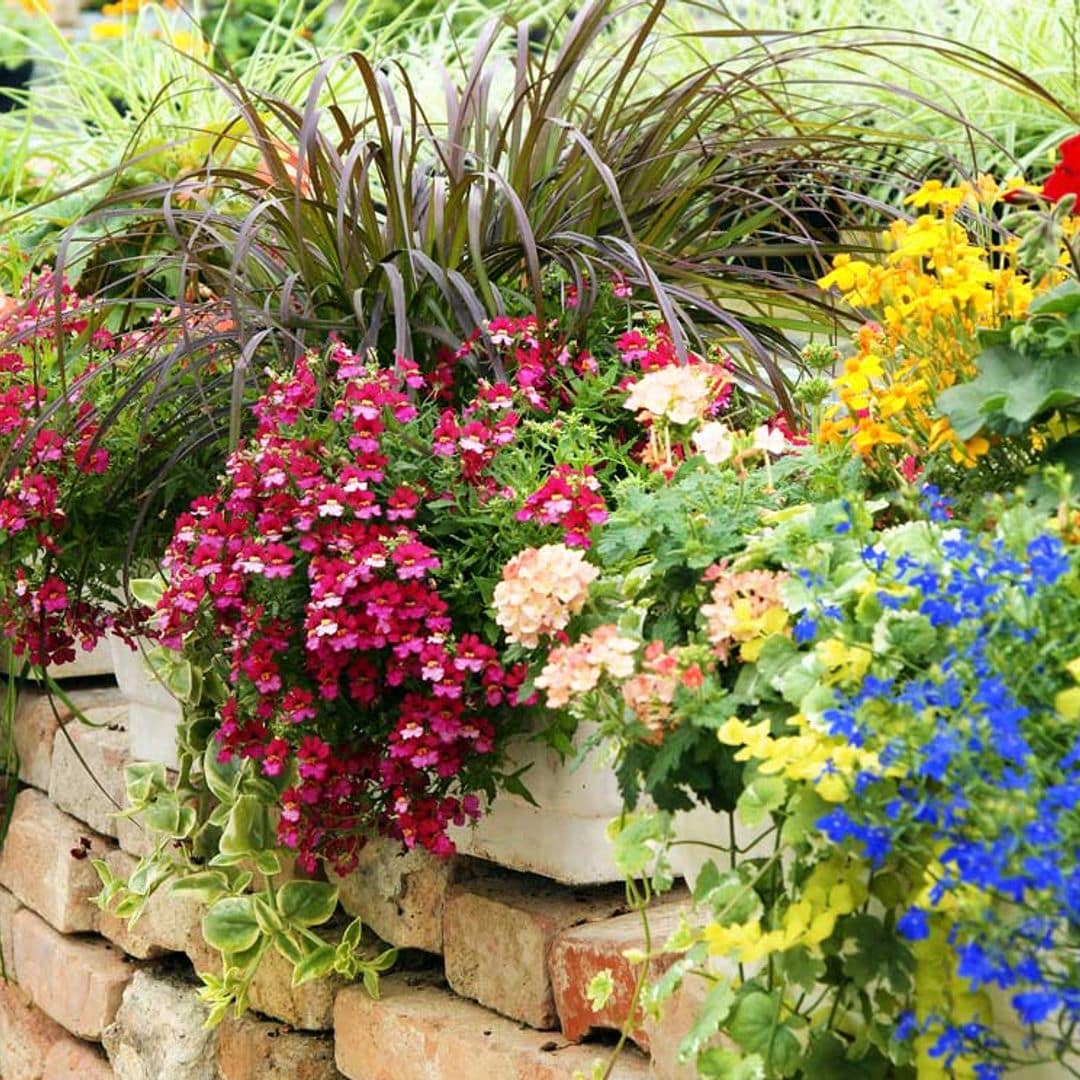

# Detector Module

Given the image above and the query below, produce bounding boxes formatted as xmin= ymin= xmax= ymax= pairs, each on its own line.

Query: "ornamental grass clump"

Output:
xmin=0 ymin=270 xmax=165 ymax=669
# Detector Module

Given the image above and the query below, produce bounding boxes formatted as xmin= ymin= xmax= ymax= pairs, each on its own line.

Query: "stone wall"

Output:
xmin=0 ymin=681 xmax=704 ymax=1080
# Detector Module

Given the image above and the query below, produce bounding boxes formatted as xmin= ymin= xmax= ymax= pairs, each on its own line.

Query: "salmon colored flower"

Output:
xmin=492 ymin=544 xmax=598 ymax=648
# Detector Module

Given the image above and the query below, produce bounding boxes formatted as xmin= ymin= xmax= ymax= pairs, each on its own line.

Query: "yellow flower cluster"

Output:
xmin=717 ymin=712 xmax=884 ymax=804
xmin=700 ymin=564 xmax=789 ymax=664
xmin=703 ymin=854 xmax=868 ymax=963
xmin=817 ymin=179 xmax=1060 ymax=468
xmin=492 ymin=543 xmax=598 ymax=648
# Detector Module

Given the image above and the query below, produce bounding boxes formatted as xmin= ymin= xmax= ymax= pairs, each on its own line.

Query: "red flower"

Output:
xmin=1041 ymin=133 xmax=1080 ymax=203
xmin=1004 ymin=133 xmax=1080 ymax=204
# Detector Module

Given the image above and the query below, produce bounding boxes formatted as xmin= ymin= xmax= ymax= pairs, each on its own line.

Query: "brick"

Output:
xmin=0 ymin=884 xmax=21 ymax=975
xmin=102 ymin=970 xmax=216 ymax=1080
xmin=13 ymin=684 xmax=125 ymax=792
xmin=186 ymin=922 xmax=341 ymax=1031
xmin=645 ymin=971 xmax=726 ymax=1080
xmin=96 ymin=850 xmax=203 ymax=959
xmin=43 ymin=1035 xmax=115 ymax=1079
xmin=549 ymin=895 xmax=690 ymax=1051
xmin=334 ymin=974 xmax=651 ymax=1080
xmin=217 ymin=1014 xmax=342 ymax=1080
xmin=11 ymin=908 xmax=134 ymax=1039
xmin=443 ymin=871 xmax=626 ymax=1029
xmin=0 ymin=788 xmax=112 ymax=933
xmin=115 ymin=809 xmax=156 ymax=860
xmin=0 ymin=979 xmax=67 ymax=1080
xmin=338 ymin=835 xmax=469 ymax=953
xmin=48 ymin=709 xmax=130 ymax=838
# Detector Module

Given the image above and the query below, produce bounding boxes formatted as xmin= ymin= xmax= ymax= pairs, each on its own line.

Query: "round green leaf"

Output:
xmin=275 ymin=880 xmax=339 ymax=928
xmin=202 ymin=897 xmax=260 ymax=954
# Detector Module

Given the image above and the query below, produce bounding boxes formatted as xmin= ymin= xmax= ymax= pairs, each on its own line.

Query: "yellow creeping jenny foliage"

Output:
xmin=703 ymin=853 xmax=870 ymax=964
xmin=817 ymin=178 xmax=1067 ymax=470
xmin=718 ymin=711 xmax=885 ymax=805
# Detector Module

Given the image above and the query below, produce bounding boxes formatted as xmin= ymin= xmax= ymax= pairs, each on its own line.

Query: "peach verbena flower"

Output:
xmin=534 ymin=624 xmax=637 ymax=708
xmin=623 ymin=364 xmax=724 ymax=426
xmin=492 ymin=544 xmax=599 ymax=648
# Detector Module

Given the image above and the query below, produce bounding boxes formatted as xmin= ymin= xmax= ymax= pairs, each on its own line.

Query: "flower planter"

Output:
xmin=0 ymin=635 xmax=115 ymax=680
xmin=450 ymin=724 xmax=763 ymax=886
xmin=108 ymin=637 xmax=182 ymax=770
xmin=449 ymin=722 xmax=628 ymax=885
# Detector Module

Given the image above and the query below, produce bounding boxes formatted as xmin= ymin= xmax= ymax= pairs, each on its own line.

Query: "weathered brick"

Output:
xmin=11 ymin=908 xmax=135 ymax=1040
xmin=43 ymin=1034 xmax=115 ymax=1079
xmin=102 ymin=969 xmax=216 ymax=1080
xmin=186 ymin=923 xmax=341 ymax=1031
xmin=12 ymin=684 xmax=125 ymax=792
xmin=338 ymin=836 xmax=469 ymax=953
xmin=0 ymin=788 xmax=112 ymax=933
xmin=645 ymin=970 xmax=727 ymax=1080
xmin=217 ymin=1014 xmax=342 ymax=1080
xmin=334 ymin=974 xmax=651 ymax=1080
xmin=443 ymin=871 xmax=626 ymax=1029
xmin=0 ymin=979 xmax=67 ymax=1080
xmin=115 ymin=810 xmax=156 ymax=860
xmin=48 ymin=710 xmax=130 ymax=838
xmin=95 ymin=850 xmax=203 ymax=959
xmin=549 ymin=895 xmax=690 ymax=1052
xmin=0 ymin=883 xmax=22 ymax=975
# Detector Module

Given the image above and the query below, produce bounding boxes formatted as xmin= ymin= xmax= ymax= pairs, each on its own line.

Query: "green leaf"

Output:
xmin=275 ymin=880 xmax=339 ymax=928
xmin=341 ymin=917 xmax=364 ymax=951
xmin=727 ymin=991 xmax=800 ymax=1075
xmin=678 ymin=980 xmax=735 ymax=1061
xmin=775 ymin=947 xmax=825 ymax=993
xmin=129 ymin=578 xmax=165 ymax=609
xmin=218 ymin=796 xmax=270 ymax=858
xmin=169 ymin=871 xmax=231 ymax=904
xmin=803 ymin=1033 xmax=871 ymax=1080
xmin=362 ymin=968 xmax=381 ymax=999
xmin=368 ymin=947 xmax=398 ymax=973
xmin=701 ymin=868 xmax=763 ymax=927
xmin=697 ymin=1048 xmax=766 ymax=1079
xmin=202 ymin=897 xmax=260 ymax=954
xmin=203 ymin=745 xmax=246 ymax=805
xmin=840 ymin=914 xmax=914 ymax=995
xmin=124 ymin=761 xmax=167 ymax=806
xmin=253 ymin=850 xmax=282 ymax=878
xmin=272 ymin=932 xmax=303 ymax=966
xmin=292 ymin=944 xmax=336 ymax=987
xmin=735 ymin=776 xmax=786 ymax=828
xmin=142 ymin=794 xmax=182 ymax=836
xmin=609 ymin=812 xmax=671 ymax=877
xmin=1029 ymin=278 xmax=1080 ymax=315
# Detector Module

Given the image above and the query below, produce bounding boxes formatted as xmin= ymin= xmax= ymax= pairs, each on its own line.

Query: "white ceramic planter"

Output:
xmin=449 ymin=724 xmax=767 ymax=886
xmin=0 ymin=634 xmax=115 ymax=680
xmin=449 ymin=721 xmax=627 ymax=884
xmin=108 ymin=637 xmax=182 ymax=770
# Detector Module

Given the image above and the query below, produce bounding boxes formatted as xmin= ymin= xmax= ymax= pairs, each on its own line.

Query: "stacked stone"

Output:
xmin=0 ymin=683 xmax=707 ymax=1080
xmin=0 ymin=686 xmax=340 ymax=1080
